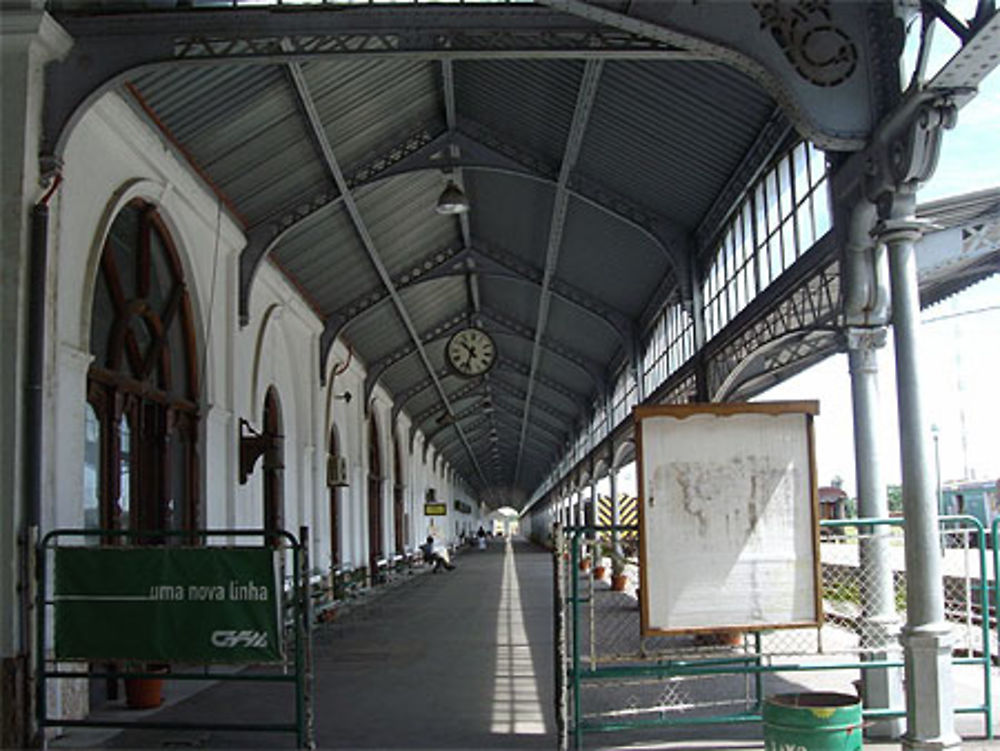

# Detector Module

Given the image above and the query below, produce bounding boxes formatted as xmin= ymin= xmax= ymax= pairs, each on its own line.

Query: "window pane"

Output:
xmin=794 ymin=143 xmax=810 ymax=206
xmin=814 ymin=183 xmax=832 ymax=237
xmin=797 ymin=202 xmax=816 ymax=252
xmin=119 ymin=417 xmax=132 ymax=532
xmin=84 ymin=404 xmax=101 ymax=541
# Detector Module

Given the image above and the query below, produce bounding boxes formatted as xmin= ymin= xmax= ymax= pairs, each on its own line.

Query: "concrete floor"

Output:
xmin=49 ymin=537 xmax=1000 ymax=750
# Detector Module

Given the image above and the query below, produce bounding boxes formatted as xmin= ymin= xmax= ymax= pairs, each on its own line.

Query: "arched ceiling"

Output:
xmin=43 ymin=0 xmax=998 ymax=508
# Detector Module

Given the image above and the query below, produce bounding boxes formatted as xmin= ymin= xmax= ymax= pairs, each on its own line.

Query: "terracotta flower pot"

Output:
xmin=611 ymin=573 xmax=628 ymax=591
xmin=593 ymin=565 xmax=606 ymax=580
xmin=578 ymin=557 xmax=591 ymax=571
xmin=125 ymin=676 xmax=164 ymax=709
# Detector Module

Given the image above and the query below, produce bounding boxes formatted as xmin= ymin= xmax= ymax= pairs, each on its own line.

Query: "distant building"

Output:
xmin=818 ymin=485 xmax=849 ymax=521
xmin=940 ymin=478 xmax=1000 ymax=529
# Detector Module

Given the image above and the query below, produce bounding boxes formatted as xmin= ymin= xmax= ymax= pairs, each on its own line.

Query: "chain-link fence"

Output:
xmin=555 ymin=517 xmax=994 ymax=750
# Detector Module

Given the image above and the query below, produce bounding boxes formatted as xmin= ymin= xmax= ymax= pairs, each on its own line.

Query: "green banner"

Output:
xmin=54 ymin=547 xmax=283 ymax=663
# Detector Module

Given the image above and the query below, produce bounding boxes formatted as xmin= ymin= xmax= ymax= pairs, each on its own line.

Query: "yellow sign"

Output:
xmin=424 ymin=503 xmax=447 ymax=516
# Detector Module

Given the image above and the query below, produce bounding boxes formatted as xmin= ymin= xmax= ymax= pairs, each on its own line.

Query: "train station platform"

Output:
xmin=50 ymin=537 xmax=1000 ymax=750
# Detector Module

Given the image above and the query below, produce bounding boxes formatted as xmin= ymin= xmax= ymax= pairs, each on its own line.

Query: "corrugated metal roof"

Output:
xmin=455 ymin=59 xmax=583 ymax=167
xmin=303 ymin=58 xmax=443 ymax=170
xmin=468 ymin=172 xmax=554 ymax=265
xmin=92 ymin=7 xmax=840 ymax=501
xmin=130 ymin=65 xmax=331 ymax=226
xmin=558 ymin=198 xmax=670 ymax=318
xmin=273 ymin=207 xmax=378 ymax=316
xmin=354 ymin=171 xmax=462 ymax=276
xmin=581 ymin=60 xmax=775 ymax=229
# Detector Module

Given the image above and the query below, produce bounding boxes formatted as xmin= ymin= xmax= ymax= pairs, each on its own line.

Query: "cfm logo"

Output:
xmin=211 ymin=630 xmax=268 ymax=649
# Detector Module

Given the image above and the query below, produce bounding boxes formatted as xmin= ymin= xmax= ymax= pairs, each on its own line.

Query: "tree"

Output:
xmin=887 ymin=484 xmax=903 ymax=516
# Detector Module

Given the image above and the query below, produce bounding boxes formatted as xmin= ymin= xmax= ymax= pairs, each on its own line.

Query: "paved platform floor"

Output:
xmin=49 ymin=537 xmax=1000 ymax=750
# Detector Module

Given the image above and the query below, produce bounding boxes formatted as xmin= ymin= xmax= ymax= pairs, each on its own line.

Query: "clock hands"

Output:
xmin=447 ymin=328 xmax=495 ymax=376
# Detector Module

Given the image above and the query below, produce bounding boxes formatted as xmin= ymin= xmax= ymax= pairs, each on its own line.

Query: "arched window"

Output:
xmin=393 ymin=434 xmax=404 ymax=555
xmin=329 ymin=426 xmax=346 ymax=567
xmin=86 ymin=200 xmax=200 ymax=539
xmin=262 ymin=387 xmax=284 ymax=547
xmin=367 ymin=414 xmax=382 ymax=576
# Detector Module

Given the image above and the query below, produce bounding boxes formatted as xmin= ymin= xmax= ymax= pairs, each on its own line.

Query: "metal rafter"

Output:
xmin=318 ymin=240 xmax=634 ymax=375
xmin=492 ymin=397 xmax=568 ymax=442
xmin=479 ymin=307 xmax=604 ymax=388
xmin=693 ymin=108 xmax=794 ymax=256
xmin=43 ymin=6 xmax=704 ymax=160
xmin=490 ymin=378 xmax=576 ymax=425
xmin=412 ymin=378 xmax=487 ymax=428
xmin=514 ymin=58 xmax=603 ymax=487
xmin=282 ymin=53 xmax=491 ymax=498
xmin=362 ymin=312 xmax=470 ymax=405
xmin=496 ymin=358 xmax=584 ymax=407
xmin=243 ymin=118 xmax=689 ymax=333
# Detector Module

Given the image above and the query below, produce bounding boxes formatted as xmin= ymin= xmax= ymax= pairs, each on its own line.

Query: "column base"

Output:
xmin=900 ymin=622 xmax=962 ymax=750
xmin=860 ymin=614 xmax=905 ymax=739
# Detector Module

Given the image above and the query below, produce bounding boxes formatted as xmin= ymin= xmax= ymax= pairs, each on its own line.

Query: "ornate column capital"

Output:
xmin=863 ymin=94 xmax=959 ymax=204
xmin=845 ymin=326 xmax=888 ymax=353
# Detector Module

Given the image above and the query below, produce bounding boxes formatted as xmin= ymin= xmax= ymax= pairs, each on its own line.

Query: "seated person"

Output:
xmin=420 ymin=536 xmax=455 ymax=572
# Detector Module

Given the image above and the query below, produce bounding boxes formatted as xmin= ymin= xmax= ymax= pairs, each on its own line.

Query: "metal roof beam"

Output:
xmin=496 ymin=358 xmax=584 ymax=407
xmin=479 ymin=307 xmax=604 ymax=389
xmin=515 ymin=58 xmax=603 ymax=487
xmin=412 ymin=379 xmax=488 ymax=428
xmin=457 ymin=119 xmax=689 ymax=273
xmin=282 ymin=52 xmax=488 ymax=488
xmin=693 ymin=108 xmax=794 ymax=257
xmin=318 ymin=240 xmax=634 ymax=372
xmin=533 ymin=0 xmax=901 ymax=150
xmin=490 ymin=378 xmax=576 ymax=425
xmin=471 ymin=245 xmax=632 ymax=346
xmin=43 ymin=6 xmax=702 ymax=160
xmin=493 ymin=398 xmax=568 ymax=443
xmin=244 ymin=118 xmax=693 ymax=327
xmin=362 ymin=312 xmax=469 ymax=406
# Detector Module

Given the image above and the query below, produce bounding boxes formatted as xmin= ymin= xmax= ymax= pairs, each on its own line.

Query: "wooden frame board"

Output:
xmin=635 ymin=401 xmax=821 ymax=637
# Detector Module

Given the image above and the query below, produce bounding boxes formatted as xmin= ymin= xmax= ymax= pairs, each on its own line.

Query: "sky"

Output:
xmin=761 ymin=8 xmax=1000 ymax=495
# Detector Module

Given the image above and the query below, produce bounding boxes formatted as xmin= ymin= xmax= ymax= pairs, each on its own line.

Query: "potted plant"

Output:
xmin=124 ymin=662 xmax=169 ymax=709
xmin=591 ymin=541 xmax=607 ymax=580
xmin=609 ymin=547 xmax=629 ymax=591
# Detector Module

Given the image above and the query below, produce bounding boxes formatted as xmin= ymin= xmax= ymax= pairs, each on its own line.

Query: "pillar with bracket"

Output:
xmin=877 ymin=191 xmax=960 ymax=749
xmin=847 ymin=325 xmax=905 ymax=739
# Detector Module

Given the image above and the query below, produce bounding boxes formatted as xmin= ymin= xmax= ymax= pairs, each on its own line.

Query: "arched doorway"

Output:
xmin=393 ymin=435 xmax=404 ymax=555
xmin=262 ymin=387 xmax=284 ymax=546
xmin=367 ymin=413 xmax=382 ymax=578
xmin=85 ymin=199 xmax=200 ymax=541
xmin=328 ymin=425 xmax=341 ymax=567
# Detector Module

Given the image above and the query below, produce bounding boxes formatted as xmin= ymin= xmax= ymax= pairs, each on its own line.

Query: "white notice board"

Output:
xmin=636 ymin=402 xmax=820 ymax=636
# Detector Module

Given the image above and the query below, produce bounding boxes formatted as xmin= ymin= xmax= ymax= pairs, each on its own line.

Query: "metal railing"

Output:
xmin=556 ymin=517 xmax=995 ymax=750
xmin=37 ymin=528 xmax=313 ymax=748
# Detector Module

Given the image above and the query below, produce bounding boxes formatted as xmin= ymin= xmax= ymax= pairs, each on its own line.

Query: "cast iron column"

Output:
xmin=847 ymin=326 xmax=904 ymax=738
xmin=878 ymin=191 xmax=959 ymax=750
xmin=609 ymin=467 xmax=620 ymax=556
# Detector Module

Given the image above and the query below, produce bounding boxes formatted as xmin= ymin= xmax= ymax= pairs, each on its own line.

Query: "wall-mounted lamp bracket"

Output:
xmin=239 ymin=418 xmax=284 ymax=485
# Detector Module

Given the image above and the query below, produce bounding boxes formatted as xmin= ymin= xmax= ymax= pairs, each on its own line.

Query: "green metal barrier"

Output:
xmin=560 ymin=517 xmax=994 ymax=750
xmin=37 ymin=528 xmax=313 ymax=748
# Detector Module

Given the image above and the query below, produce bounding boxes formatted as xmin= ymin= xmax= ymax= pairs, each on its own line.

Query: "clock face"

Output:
xmin=446 ymin=327 xmax=496 ymax=377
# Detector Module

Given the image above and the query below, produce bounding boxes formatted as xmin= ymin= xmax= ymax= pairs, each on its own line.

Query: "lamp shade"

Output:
xmin=435 ymin=180 xmax=470 ymax=215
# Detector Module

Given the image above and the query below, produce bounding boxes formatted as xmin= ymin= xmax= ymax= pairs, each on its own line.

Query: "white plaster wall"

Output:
xmin=48 ymin=92 xmax=245 ymax=539
xmin=45 ymin=82 xmax=480 ymax=593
